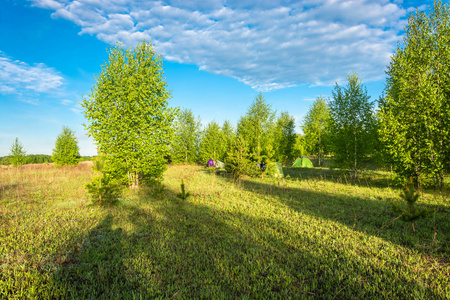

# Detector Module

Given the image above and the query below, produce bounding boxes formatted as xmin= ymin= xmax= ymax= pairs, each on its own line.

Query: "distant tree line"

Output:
xmin=0 ymin=154 xmax=53 ymax=165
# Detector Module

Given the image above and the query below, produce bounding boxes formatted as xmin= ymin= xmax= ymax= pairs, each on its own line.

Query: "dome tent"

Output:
xmin=292 ymin=156 xmax=313 ymax=168
xmin=268 ymin=162 xmax=284 ymax=178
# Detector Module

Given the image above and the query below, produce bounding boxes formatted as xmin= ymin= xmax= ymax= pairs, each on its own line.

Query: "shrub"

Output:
xmin=225 ymin=136 xmax=258 ymax=178
xmin=86 ymin=155 xmax=121 ymax=205
xmin=86 ymin=174 xmax=121 ymax=205
xmin=390 ymin=181 xmax=432 ymax=235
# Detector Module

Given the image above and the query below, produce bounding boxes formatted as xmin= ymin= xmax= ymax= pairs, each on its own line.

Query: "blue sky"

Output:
xmin=0 ymin=0 xmax=430 ymax=156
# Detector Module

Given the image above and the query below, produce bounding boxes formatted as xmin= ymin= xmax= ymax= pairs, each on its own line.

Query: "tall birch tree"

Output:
xmin=82 ymin=40 xmax=177 ymax=189
xmin=379 ymin=0 xmax=450 ymax=188
xmin=329 ymin=73 xmax=377 ymax=179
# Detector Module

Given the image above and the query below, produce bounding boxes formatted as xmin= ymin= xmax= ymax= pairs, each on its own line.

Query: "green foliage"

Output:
xmin=52 ymin=126 xmax=80 ymax=166
xmin=9 ymin=137 xmax=26 ymax=167
xmin=225 ymin=136 xmax=258 ymax=178
xmin=1 ymin=155 xmax=53 ymax=166
xmin=379 ymin=0 xmax=450 ymax=188
xmin=273 ymin=111 xmax=296 ymax=165
xmin=86 ymin=155 xmax=122 ymax=205
xmin=390 ymin=182 xmax=432 ymax=235
xmin=150 ymin=178 xmax=166 ymax=200
xmin=86 ymin=174 xmax=121 ymax=205
xmin=25 ymin=154 xmax=53 ymax=164
xmin=171 ymin=108 xmax=202 ymax=164
xmin=329 ymin=73 xmax=377 ymax=179
xmin=221 ymin=120 xmax=235 ymax=158
xmin=302 ymin=96 xmax=331 ymax=167
xmin=82 ymin=40 xmax=177 ymax=189
xmin=0 ymin=156 xmax=10 ymax=165
xmin=236 ymin=93 xmax=276 ymax=163
xmin=198 ymin=121 xmax=225 ymax=164
xmin=176 ymin=179 xmax=191 ymax=199
xmin=292 ymin=134 xmax=306 ymax=158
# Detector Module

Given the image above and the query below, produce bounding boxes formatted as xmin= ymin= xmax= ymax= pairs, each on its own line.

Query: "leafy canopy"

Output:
xmin=82 ymin=40 xmax=177 ymax=188
xmin=379 ymin=0 xmax=450 ymax=188
xmin=171 ymin=108 xmax=201 ymax=164
xmin=199 ymin=121 xmax=225 ymax=164
xmin=52 ymin=126 xmax=80 ymax=166
xmin=301 ymin=96 xmax=331 ymax=167
xmin=9 ymin=137 xmax=26 ymax=168
xmin=273 ymin=111 xmax=296 ymax=165
xmin=237 ymin=93 xmax=275 ymax=163
xmin=329 ymin=73 xmax=377 ymax=179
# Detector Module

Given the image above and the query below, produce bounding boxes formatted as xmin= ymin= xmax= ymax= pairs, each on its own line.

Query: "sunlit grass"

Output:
xmin=0 ymin=163 xmax=449 ymax=299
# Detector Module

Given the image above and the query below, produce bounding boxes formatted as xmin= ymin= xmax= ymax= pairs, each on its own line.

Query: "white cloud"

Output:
xmin=0 ymin=52 xmax=63 ymax=95
xmin=30 ymin=0 xmax=419 ymax=90
xmin=61 ymin=99 xmax=72 ymax=105
xmin=70 ymin=108 xmax=82 ymax=113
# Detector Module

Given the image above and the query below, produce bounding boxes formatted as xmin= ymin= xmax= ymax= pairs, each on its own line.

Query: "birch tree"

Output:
xmin=329 ymin=73 xmax=377 ymax=179
xmin=82 ymin=40 xmax=177 ymax=189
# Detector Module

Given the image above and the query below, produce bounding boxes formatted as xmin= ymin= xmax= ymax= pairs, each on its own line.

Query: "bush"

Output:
xmin=52 ymin=126 xmax=80 ymax=166
xmin=86 ymin=174 xmax=121 ymax=205
xmin=86 ymin=155 xmax=122 ymax=205
xmin=224 ymin=136 xmax=258 ymax=178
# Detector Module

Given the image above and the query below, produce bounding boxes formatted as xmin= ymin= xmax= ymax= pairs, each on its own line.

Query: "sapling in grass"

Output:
xmin=151 ymin=178 xmax=166 ymax=200
xmin=85 ymin=155 xmax=121 ymax=205
xmin=390 ymin=181 xmax=432 ymax=236
xmin=177 ymin=179 xmax=190 ymax=200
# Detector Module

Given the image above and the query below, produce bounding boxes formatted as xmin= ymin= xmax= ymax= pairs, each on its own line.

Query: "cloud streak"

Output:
xmin=31 ymin=0 xmax=416 ymax=91
xmin=0 ymin=52 xmax=63 ymax=95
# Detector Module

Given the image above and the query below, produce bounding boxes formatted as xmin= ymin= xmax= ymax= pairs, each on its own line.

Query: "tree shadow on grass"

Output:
xmin=282 ymin=167 xmax=402 ymax=189
xmin=226 ymin=176 xmax=450 ymax=256
xmin=123 ymin=194 xmax=449 ymax=298
xmin=52 ymin=214 xmax=133 ymax=299
xmin=47 ymin=180 xmax=448 ymax=299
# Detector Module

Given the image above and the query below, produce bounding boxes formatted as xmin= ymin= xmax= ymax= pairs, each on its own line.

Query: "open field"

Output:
xmin=1 ymin=163 xmax=449 ymax=299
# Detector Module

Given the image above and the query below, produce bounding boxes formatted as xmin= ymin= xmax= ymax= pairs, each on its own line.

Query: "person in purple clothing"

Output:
xmin=207 ymin=158 xmax=214 ymax=167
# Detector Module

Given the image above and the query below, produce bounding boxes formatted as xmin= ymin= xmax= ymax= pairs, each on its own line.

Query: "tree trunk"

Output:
xmin=354 ymin=129 xmax=358 ymax=179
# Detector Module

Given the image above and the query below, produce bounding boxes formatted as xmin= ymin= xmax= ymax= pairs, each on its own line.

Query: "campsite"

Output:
xmin=1 ymin=1 xmax=450 ymax=299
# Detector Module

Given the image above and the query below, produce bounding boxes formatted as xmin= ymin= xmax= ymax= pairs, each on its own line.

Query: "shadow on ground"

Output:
xmin=48 ymin=179 xmax=448 ymax=299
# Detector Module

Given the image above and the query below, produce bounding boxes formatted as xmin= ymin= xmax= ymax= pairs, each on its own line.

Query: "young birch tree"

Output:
xmin=379 ymin=0 xmax=450 ymax=188
xmin=329 ymin=73 xmax=377 ymax=179
xmin=301 ymin=96 xmax=331 ymax=167
xmin=237 ymin=93 xmax=275 ymax=164
xmin=198 ymin=121 xmax=224 ymax=164
xmin=82 ymin=41 xmax=177 ymax=189
xmin=273 ymin=111 xmax=296 ymax=165
xmin=171 ymin=108 xmax=201 ymax=164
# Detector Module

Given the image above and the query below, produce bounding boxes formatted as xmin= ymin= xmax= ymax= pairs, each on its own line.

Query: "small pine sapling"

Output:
xmin=390 ymin=181 xmax=432 ymax=235
xmin=177 ymin=179 xmax=190 ymax=200
xmin=152 ymin=178 xmax=166 ymax=200
xmin=86 ymin=155 xmax=121 ymax=205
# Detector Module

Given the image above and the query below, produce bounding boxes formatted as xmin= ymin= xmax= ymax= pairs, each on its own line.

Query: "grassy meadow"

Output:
xmin=0 ymin=163 xmax=449 ymax=299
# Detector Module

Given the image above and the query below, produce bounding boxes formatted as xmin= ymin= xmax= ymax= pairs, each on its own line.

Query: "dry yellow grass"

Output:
xmin=0 ymin=162 xmax=94 ymax=205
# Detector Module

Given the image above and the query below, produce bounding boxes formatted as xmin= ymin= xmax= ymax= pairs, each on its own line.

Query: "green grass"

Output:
xmin=1 ymin=163 xmax=449 ymax=299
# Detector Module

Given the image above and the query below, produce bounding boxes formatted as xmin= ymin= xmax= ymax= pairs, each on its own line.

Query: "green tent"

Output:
xmin=214 ymin=160 xmax=225 ymax=169
xmin=292 ymin=156 xmax=313 ymax=168
xmin=268 ymin=162 xmax=284 ymax=178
